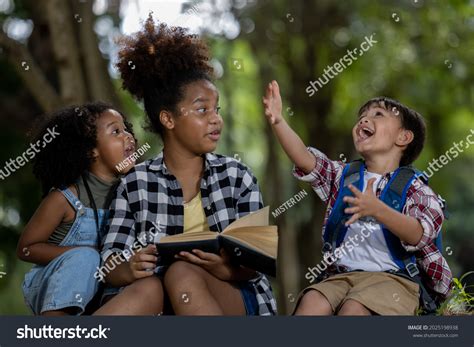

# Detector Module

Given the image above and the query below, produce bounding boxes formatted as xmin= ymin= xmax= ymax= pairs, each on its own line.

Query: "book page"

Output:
xmin=223 ymin=206 xmax=270 ymax=232
xmin=223 ymin=226 xmax=278 ymax=258
xmin=159 ymin=231 xmax=217 ymax=243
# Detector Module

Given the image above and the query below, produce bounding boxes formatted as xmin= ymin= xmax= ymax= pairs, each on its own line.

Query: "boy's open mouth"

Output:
xmin=357 ymin=126 xmax=375 ymax=142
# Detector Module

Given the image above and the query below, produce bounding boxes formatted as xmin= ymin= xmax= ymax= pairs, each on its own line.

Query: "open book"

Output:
xmin=155 ymin=206 xmax=278 ymax=277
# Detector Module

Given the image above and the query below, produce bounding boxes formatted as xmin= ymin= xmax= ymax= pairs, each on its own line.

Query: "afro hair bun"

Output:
xmin=116 ymin=14 xmax=214 ymax=101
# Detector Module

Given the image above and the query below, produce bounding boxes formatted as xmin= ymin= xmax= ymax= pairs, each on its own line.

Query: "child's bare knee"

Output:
xmin=164 ymin=261 xmax=203 ymax=289
xmin=294 ymin=290 xmax=332 ymax=315
xmin=127 ymin=276 xmax=163 ymax=299
xmin=337 ymin=299 xmax=370 ymax=316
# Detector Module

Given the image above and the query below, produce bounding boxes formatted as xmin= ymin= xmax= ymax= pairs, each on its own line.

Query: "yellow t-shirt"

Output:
xmin=183 ymin=192 xmax=209 ymax=233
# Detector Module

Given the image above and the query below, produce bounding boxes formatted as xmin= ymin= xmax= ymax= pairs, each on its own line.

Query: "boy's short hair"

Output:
xmin=358 ymin=97 xmax=426 ymax=167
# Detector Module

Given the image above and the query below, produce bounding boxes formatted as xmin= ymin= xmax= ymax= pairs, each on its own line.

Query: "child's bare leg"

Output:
xmin=294 ymin=290 xmax=333 ymax=315
xmin=337 ymin=299 xmax=371 ymax=316
xmin=164 ymin=261 xmax=245 ymax=316
xmin=93 ymin=276 xmax=164 ymax=315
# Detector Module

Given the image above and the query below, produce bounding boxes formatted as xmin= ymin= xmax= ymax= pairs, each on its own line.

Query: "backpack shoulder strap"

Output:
xmin=323 ymin=159 xmax=365 ymax=252
xmin=380 ymin=166 xmax=420 ymax=274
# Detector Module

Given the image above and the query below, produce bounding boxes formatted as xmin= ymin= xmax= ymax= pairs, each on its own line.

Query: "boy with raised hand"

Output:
xmin=262 ymin=80 xmax=452 ymax=315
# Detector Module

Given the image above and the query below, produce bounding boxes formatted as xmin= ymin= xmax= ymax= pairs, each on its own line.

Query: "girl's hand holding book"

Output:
xmin=175 ymin=249 xmax=235 ymax=281
xmin=128 ymin=244 xmax=159 ymax=280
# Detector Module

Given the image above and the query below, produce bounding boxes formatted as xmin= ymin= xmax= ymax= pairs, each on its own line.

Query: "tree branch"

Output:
xmin=74 ymin=0 xmax=121 ymax=105
xmin=46 ymin=0 xmax=87 ymax=104
xmin=0 ymin=30 xmax=60 ymax=112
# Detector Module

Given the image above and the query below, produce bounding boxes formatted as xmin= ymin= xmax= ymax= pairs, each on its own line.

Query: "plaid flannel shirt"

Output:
xmin=293 ymin=147 xmax=453 ymax=298
xmin=101 ymin=151 xmax=277 ymax=315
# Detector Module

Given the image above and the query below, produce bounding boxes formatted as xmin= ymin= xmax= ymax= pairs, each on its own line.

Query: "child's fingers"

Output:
xmin=265 ymin=82 xmax=273 ymax=99
xmin=344 ymin=206 xmax=360 ymax=214
xmin=192 ymin=249 xmax=220 ymax=262
xmin=348 ymin=184 xmax=362 ymax=197
xmin=365 ymin=178 xmax=377 ymax=194
xmin=271 ymin=80 xmax=281 ymax=100
xmin=345 ymin=213 xmax=361 ymax=226
xmin=343 ymin=196 xmax=357 ymax=205
xmin=133 ymin=253 xmax=158 ymax=263
xmin=264 ymin=111 xmax=275 ymax=124
xmin=131 ymin=261 xmax=156 ymax=272
xmin=176 ymin=251 xmax=208 ymax=265
xmin=138 ymin=244 xmax=157 ymax=255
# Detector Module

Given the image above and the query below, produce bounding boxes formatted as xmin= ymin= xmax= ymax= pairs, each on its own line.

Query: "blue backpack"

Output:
xmin=322 ymin=160 xmax=446 ymax=314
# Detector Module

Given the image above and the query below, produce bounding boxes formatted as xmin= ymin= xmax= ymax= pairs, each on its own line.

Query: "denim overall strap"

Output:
xmin=60 ymin=188 xmax=86 ymax=217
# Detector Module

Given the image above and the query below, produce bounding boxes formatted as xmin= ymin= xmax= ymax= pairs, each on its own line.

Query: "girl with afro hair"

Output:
xmin=97 ymin=15 xmax=277 ymax=316
xmin=17 ymin=102 xmax=136 ymax=315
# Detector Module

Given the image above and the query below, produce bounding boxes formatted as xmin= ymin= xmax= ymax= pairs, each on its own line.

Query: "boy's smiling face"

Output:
xmin=352 ymin=103 xmax=413 ymax=165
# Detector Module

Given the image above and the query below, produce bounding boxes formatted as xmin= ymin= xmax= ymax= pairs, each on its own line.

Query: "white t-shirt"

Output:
xmin=334 ymin=171 xmax=399 ymax=272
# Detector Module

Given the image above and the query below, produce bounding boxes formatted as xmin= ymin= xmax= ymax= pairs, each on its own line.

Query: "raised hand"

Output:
xmin=262 ymin=80 xmax=283 ymax=125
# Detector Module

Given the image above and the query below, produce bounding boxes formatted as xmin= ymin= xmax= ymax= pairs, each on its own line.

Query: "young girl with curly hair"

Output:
xmin=97 ymin=15 xmax=277 ymax=316
xmin=17 ymin=102 xmax=136 ymax=315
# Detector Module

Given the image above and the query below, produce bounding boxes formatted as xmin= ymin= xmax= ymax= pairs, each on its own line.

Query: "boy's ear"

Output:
xmin=396 ymin=129 xmax=414 ymax=147
xmin=159 ymin=110 xmax=175 ymax=130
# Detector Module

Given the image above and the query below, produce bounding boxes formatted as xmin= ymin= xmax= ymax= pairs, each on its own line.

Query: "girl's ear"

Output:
xmin=159 ymin=110 xmax=175 ymax=130
xmin=396 ymin=129 xmax=414 ymax=147
xmin=92 ymin=148 xmax=99 ymax=159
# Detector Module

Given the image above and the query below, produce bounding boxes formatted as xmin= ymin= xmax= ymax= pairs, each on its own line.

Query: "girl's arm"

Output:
xmin=103 ymin=245 xmax=158 ymax=287
xmin=262 ymin=80 xmax=316 ymax=174
xmin=16 ymin=190 xmax=78 ymax=265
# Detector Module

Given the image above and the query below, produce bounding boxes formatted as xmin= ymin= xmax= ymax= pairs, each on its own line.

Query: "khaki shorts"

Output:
xmin=294 ymin=271 xmax=420 ymax=315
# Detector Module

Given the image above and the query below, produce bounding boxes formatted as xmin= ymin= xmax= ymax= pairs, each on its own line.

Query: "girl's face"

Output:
xmin=92 ymin=109 xmax=136 ymax=178
xmin=165 ymin=79 xmax=223 ymax=155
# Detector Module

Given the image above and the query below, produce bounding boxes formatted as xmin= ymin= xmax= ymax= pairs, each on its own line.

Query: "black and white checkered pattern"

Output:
xmin=101 ymin=151 xmax=277 ymax=315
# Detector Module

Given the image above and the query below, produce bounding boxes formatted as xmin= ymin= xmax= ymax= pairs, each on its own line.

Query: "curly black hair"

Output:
xmin=30 ymin=102 xmax=135 ymax=196
xmin=116 ymin=14 xmax=214 ymax=137
xmin=358 ymin=97 xmax=426 ymax=167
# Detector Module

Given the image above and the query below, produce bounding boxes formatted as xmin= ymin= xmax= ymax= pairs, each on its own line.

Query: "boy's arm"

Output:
xmin=262 ymin=80 xmax=316 ymax=174
xmin=372 ymin=202 xmax=424 ymax=245
xmin=343 ymin=179 xmax=443 ymax=246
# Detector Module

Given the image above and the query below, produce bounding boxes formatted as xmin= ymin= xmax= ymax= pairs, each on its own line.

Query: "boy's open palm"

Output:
xmin=343 ymin=178 xmax=385 ymax=226
xmin=262 ymin=80 xmax=283 ymax=125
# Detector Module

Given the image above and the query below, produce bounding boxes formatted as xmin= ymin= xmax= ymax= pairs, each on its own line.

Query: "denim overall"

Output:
xmin=22 ymin=187 xmax=108 ymax=315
